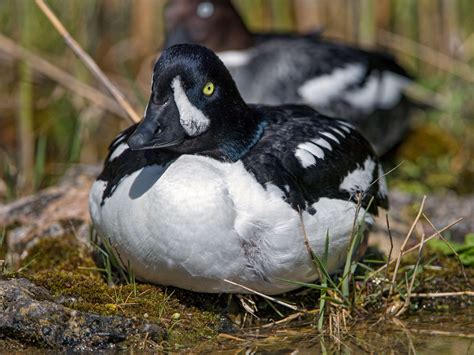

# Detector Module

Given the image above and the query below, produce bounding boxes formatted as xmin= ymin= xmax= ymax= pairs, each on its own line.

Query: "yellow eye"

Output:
xmin=202 ymin=82 xmax=215 ymax=96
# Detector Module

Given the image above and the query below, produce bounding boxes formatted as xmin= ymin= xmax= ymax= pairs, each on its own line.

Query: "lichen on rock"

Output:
xmin=0 ymin=278 xmax=166 ymax=351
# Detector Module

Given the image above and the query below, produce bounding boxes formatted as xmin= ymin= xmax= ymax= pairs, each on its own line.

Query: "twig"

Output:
xmin=397 ymin=232 xmax=425 ymax=317
xmin=223 ymin=279 xmax=298 ymax=311
xmin=409 ymin=329 xmax=474 ymax=339
xmin=370 ymin=218 xmax=463 ymax=277
xmin=217 ymin=333 xmax=246 ymax=342
xmin=410 ymin=291 xmax=474 ymax=298
xmin=378 ymin=30 xmax=474 ymax=83
xmin=260 ymin=311 xmax=305 ymax=328
xmin=388 ymin=196 xmax=426 ymax=297
xmin=298 ymin=209 xmax=314 ymax=260
xmin=404 ymin=84 xmax=449 ymax=111
xmin=0 ymin=33 xmax=125 ymax=118
xmin=35 ymin=0 xmax=140 ymax=123
xmin=341 ymin=192 xmax=366 ymax=297
xmin=385 ymin=214 xmax=394 ymax=279
xmin=422 ymin=213 xmax=469 ymax=283
xmin=237 ymin=294 xmax=259 ymax=319
xmin=368 ymin=161 xmax=405 ymax=189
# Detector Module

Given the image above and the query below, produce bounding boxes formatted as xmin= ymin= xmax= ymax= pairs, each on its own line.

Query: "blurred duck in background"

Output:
xmin=164 ymin=0 xmax=419 ymax=155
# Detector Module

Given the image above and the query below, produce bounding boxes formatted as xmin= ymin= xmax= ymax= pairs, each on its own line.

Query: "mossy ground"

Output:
xmin=17 ymin=235 xmax=222 ymax=351
xmin=387 ymin=122 xmax=473 ymax=195
xmin=9 ymin=231 xmax=472 ymax=351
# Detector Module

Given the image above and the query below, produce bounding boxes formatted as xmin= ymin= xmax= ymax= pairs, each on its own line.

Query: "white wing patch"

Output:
xmin=331 ymin=127 xmax=346 ymax=138
xmin=296 ymin=134 xmax=340 ymax=168
xmin=171 ymin=76 xmax=210 ymax=136
xmin=295 ymin=147 xmax=316 ymax=168
xmin=344 ymin=75 xmax=379 ymax=112
xmin=339 ymin=157 xmax=376 ymax=194
xmin=339 ymin=120 xmax=354 ymax=128
xmin=321 ymin=132 xmax=340 ymax=144
xmin=109 ymin=142 xmax=129 ymax=161
xmin=344 ymin=72 xmax=411 ymax=113
xmin=297 ymin=64 xmax=363 ymax=106
xmin=298 ymin=63 xmax=411 ymax=114
xmin=218 ymin=50 xmax=252 ymax=67
xmin=311 ymin=137 xmax=332 ymax=151
xmin=299 ymin=142 xmax=325 ymax=159
xmin=378 ymin=72 xmax=411 ymax=108
xmin=339 ymin=125 xmax=351 ymax=134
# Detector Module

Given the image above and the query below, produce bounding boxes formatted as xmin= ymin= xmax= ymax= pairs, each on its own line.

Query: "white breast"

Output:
xmin=89 ymin=155 xmax=372 ymax=295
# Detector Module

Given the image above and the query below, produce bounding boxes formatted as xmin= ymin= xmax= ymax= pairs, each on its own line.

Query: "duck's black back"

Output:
xmin=243 ymin=104 xmax=389 ymax=215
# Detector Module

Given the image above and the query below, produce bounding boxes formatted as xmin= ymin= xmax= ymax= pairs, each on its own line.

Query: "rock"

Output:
xmin=422 ymin=191 xmax=474 ymax=240
xmin=0 ymin=165 xmax=99 ymax=265
xmin=370 ymin=189 xmax=474 ymax=257
xmin=0 ymin=278 xmax=166 ymax=351
xmin=387 ymin=190 xmax=473 ymax=242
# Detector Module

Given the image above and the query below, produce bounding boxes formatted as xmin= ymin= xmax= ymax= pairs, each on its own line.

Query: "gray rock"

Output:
xmin=389 ymin=190 xmax=474 ymax=242
xmin=0 ymin=278 xmax=166 ymax=351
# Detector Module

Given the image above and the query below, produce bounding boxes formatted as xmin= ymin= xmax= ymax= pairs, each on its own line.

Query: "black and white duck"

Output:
xmin=89 ymin=44 xmax=388 ymax=295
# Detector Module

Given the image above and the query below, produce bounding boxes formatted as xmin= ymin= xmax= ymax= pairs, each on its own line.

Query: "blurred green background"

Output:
xmin=0 ymin=0 xmax=473 ymax=201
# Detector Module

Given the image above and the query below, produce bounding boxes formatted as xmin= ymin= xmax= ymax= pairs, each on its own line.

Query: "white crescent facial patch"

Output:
xmin=171 ymin=76 xmax=211 ymax=136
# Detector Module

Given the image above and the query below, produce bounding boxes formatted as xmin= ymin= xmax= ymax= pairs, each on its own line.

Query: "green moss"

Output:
xmin=390 ymin=122 xmax=474 ymax=195
xmin=20 ymin=236 xmax=220 ymax=350
xmin=22 ymin=234 xmax=96 ymax=274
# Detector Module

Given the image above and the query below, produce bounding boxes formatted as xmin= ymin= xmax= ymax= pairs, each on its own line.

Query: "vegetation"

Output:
xmin=6 ymin=208 xmax=470 ymax=351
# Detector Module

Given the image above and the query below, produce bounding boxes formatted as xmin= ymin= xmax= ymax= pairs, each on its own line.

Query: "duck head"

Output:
xmin=163 ymin=0 xmax=254 ymax=52
xmin=128 ymin=44 xmax=262 ymax=160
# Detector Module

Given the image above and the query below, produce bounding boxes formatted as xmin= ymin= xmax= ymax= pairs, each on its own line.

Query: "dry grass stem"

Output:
xmin=223 ymin=279 xmax=298 ymax=311
xmin=35 ymin=0 xmax=141 ymax=123
xmin=371 ymin=218 xmax=462 ymax=277
xmin=388 ymin=196 xmax=426 ymax=297
xmin=411 ymin=291 xmax=474 ymax=298
xmin=422 ymin=213 xmax=469 ymax=283
xmin=404 ymin=84 xmax=449 ymax=110
xmin=260 ymin=312 xmax=305 ymax=329
xmin=298 ymin=209 xmax=314 ymax=261
xmin=385 ymin=214 xmax=394 ymax=273
xmin=217 ymin=333 xmax=246 ymax=342
xmin=369 ymin=161 xmax=405 ymax=189
xmin=0 ymin=33 xmax=125 ymax=117
xmin=409 ymin=329 xmax=474 ymax=339
xmin=397 ymin=233 xmax=425 ymax=317
xmin=378 ymin=30 xmax=474 ymax=82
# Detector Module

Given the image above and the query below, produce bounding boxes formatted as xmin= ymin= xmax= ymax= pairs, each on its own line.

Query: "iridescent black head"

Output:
xmin=128 ymin=44 xmax=262 ymax=160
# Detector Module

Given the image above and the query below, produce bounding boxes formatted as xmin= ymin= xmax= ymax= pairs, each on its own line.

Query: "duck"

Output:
xmin=89 ymin=44 xmax=388 ymax=295
xmin=163 ymin=0 xmax=418 ymax=155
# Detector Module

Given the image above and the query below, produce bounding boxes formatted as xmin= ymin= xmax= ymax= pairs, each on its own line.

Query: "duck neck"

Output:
xmin=217 ymin=112 xmax=266 ymax=161
xmin=212 ymin=4 xmax=254 ymax=51
xmin=221 ymin=20 xmax=254 ymax=51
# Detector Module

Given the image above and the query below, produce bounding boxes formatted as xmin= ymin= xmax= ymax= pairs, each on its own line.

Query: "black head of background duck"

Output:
xmin=163 ymin=0 xmax=255 ymax=52
xmin=163 ymin=0 xmax=321 ymax=52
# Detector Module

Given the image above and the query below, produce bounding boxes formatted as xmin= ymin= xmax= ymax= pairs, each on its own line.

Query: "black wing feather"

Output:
xmin=244 ymin=105 xmax=389 ymax=215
